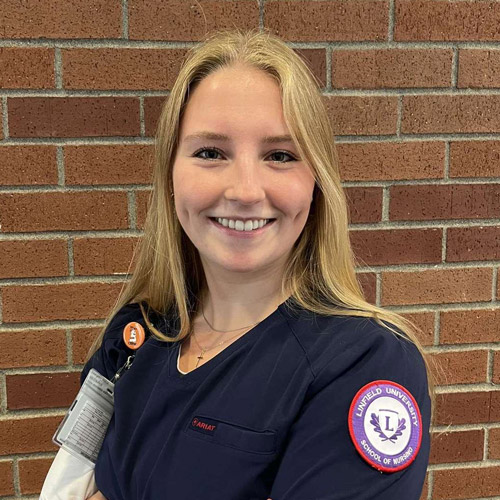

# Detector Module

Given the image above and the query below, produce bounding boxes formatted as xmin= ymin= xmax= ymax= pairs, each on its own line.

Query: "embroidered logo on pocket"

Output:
xmin=185 ymin=414 xmax=277 ymax=455
xmin=190 ymin=416 xmax=218 ymax=436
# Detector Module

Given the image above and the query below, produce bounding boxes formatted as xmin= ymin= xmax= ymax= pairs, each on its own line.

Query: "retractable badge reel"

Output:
xmin=52 ymin=322 xmax=147 ymax=467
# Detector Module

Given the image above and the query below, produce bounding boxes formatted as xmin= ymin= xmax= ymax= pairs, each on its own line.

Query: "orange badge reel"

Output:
xmin=123 ymin=321 xmax=146 ymax=350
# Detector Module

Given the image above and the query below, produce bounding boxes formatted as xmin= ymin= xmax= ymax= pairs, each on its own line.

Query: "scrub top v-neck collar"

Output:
xmin=166 ymin=297 xmax=291 ymax=384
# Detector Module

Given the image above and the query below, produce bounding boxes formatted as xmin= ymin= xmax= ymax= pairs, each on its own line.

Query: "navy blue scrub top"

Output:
xmin=80 ymin=298 xmax=431 ymax=500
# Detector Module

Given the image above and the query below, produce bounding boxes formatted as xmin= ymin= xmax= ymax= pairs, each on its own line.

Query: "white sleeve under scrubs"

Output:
xmin=80 ymin=298 xmax=431 ymax=500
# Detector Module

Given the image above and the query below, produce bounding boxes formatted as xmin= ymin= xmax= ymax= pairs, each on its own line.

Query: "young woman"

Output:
xmin=83 ymin=27 xmax=435 ymax=500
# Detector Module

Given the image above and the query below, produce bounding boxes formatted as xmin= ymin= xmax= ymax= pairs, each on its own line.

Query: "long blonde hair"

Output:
xmin=84 ymin=27 xmax=437 ymax=427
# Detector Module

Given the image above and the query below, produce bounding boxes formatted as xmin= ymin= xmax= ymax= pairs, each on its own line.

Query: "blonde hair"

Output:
xmin=84 ymin=27 xmax=438 ymax=427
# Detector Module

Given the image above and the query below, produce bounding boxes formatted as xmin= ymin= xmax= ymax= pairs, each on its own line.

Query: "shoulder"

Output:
xmin=79 ymin=301 xmax=146 ymax=384
xmin=286 ymin=310 xmax=431 ymax=441
xmin=101 ymin=301 xmax=144 ymax=340
xmin=283 ymin=310 xmax=428 ymax=399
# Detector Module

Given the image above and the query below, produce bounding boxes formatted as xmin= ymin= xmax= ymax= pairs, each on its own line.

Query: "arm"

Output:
xmin=268 ymin=326 xmax=431 ymax=499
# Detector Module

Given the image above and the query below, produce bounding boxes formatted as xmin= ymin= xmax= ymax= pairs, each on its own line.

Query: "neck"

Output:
xmin=195 ymin=252 xmax=292 ymax=334
xmin=196 ymin=289 xmax=288 ymax=334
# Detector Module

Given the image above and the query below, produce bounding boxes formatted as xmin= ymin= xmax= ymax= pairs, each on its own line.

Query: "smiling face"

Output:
xmin=172 ymin=63 xmax=316 ymax=279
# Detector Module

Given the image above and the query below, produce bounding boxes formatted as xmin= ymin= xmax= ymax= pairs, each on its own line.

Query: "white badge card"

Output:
xmin=53 ymin=368 xmax=115 ymax=467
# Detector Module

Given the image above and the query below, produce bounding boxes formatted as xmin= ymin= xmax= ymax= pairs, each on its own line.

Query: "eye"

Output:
xmin=192 ymin=146 xmax=298 ymax=164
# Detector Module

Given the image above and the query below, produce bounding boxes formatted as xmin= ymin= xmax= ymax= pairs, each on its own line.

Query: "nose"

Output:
xmin=224 ymin=158 xmax=266 ymax=204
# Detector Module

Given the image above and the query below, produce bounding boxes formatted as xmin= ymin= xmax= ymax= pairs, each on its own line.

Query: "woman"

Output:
xmin=83 ymin=27 xmax=435 ymax=499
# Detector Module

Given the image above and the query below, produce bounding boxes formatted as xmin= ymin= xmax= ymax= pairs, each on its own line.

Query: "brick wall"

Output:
xmin=0 ymin=1 xmax=499 ymax=498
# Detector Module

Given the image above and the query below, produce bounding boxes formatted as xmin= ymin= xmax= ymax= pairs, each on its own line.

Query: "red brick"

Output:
xmin=144 ymin=96 xmax=167 ymax=137
xmin=0 ymin=416 xmax=60 ymax=454
xmin=0 ymin=0 xmax=121 ymax=39
xmin=493 ymin=390 xmax=500 ymax=420
xmin=8 ymin=97 xmax=140 ymax=138
xmin=7 ymin=372 xmax=80 ymax=409
xmin=357 ymin=272 xmax=376 ymax=305
xmin=0 ymin=145 xmax=57 ymax=186
xmin=63 ymin=48 xmax=188 ymax=90
xmin=73 ymin=236 xmax=140 ymax=276
xmin=0 ymin=47 xmax=54 ymax=88
xmin=72 ymin=327 xmax=101 ymax=365
xmin=429 ymin=350 xmax=488 ymax=385
xmin=265 ymin=0 xmax=388 ymax=42
xmin=490 ymin=427 xmax=500 ymax=459
xmin=324 ymin=96 xmax=398 ymax=136
xmin=18 ymin=458 xmax=52 ymax=495
xmin=0 ymin=239 xmax=68 ymax=279
xmin=400 ymin=312 xmax=435 ymax=347
xmin=136 ymin=189 xmax=151 ymax=229
xmin=395 ymin=0 xmax=500 ymax=42
xmin=64 ymin=144 xmax=153 ymax=185
xmin=390 ymin=184 xmax=500 ymax=221
xmin=402 ymin=95 xmax=500 ymax=134
xmin=0 ymin=461 xmax=14 ymax=496
xmin=494 ymin=352 xmax=500 ymax=384
xmin=332 ymin=49 xmax=452 ymax=88
xmin=345 ymin=187 xmax=383 ymax=223
xmin=430 ymin=429 xmax=484 ymax=464
xmin=294 ymin=48 xmax=327 ymax=88
xmin=0 ymin=100 xmax=3 ymax=139
xmin=350 ymin=228 xmax=442 ymax=266
xmin=2 ymin=282 xmax=125 ymax=323
xmin=337 ymin=141 xmax=444 ymax=181
xmin=450 ymin=140 xmax=500 ymax=178
xmin=440 ymin=309 xmax=500 ymax=344
xmin=129 ymin=0 xmax=258 ymax=40
xmin=447 ymin=226 xmax=500 ymax=262
xmin=459 ymin=49 xmax=500 ymax=88
xmin=435 ymin=391 xmax=497 ymax=425
xmin=381 ymin=268 xmax=492 ymax=306
xmin=0 ymin=191 xmax=128 ymax=232
xmin=433 ymin=466 xmax=500 ymax=499
xmin=0 ymin=330 xmax=66 ymax=369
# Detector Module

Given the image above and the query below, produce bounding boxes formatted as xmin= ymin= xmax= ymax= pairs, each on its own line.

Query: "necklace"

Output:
xmin=189 ymin=301 xmax=262 ymax=368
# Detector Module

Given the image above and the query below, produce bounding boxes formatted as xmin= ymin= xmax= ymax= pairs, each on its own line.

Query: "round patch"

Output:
xmin=348 ymin=379 xmax=422 ymax=473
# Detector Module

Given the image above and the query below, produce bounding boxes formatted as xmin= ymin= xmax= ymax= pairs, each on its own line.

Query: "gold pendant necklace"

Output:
xmin=190 ymin=301 xmax=262 ymax=367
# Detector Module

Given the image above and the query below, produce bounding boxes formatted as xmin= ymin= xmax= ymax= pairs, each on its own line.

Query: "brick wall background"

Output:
xmin=0 ymin=1 xmax=499 ymax=499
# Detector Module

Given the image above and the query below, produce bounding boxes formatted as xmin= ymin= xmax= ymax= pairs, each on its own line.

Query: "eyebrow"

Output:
xmin=183 ymin=131 xmax=295 ymax=145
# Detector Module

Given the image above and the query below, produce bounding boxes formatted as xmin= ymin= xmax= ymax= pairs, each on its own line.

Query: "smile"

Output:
xmin=208 ymin=217 xmax=276 ymax=238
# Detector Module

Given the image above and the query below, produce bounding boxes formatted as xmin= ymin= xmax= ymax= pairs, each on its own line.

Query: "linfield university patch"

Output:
xmin=348 ymin=380 xmax=422 ymax=473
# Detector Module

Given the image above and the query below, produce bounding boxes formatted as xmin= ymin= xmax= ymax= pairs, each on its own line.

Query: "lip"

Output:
xmin=208 ymin=217 xmax=276 ymax=238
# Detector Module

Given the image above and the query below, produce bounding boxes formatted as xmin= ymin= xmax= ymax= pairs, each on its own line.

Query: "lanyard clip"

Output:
xmin=110 ymin=320 xmax=147 ymax=384
xmin=111 ymin=354 xmax=135 ymax=384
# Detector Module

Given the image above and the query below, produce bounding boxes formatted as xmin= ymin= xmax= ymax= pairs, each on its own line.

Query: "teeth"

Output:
xmin=215 ymin=218 xmax=271 ymax=231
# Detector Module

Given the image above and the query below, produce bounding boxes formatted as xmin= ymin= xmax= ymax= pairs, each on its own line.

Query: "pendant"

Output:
xmin=195 ymin=349 xmax=206 ymax=367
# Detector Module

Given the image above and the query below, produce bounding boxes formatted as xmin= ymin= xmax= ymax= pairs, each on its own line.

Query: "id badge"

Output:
xmin=52 ymin=368 xmax=115 ymax=467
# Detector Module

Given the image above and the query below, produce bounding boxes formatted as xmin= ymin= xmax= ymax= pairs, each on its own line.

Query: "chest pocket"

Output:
xmin=184 ymin=414 xmax=277 ymax=455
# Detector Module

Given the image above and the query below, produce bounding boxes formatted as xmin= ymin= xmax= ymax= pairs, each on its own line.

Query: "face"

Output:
xmin=172 ymin=63 xmax=316 ymax=279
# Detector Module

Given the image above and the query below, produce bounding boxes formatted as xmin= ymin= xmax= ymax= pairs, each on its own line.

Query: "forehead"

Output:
xmin=179 ymin=66 xmax=291 ymax=142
